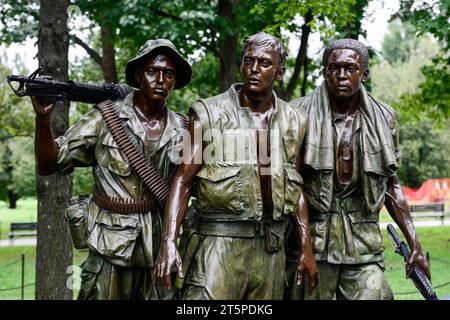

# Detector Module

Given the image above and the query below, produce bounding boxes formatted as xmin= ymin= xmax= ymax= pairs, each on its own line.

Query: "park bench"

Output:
xmin=9 ymin=222 xmax=37 ymax=240
xmin=409 ymin=203 xmax=446 ymax=226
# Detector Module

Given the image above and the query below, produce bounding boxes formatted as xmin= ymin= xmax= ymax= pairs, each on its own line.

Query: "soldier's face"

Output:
xmin=240 ymin=44 xmax=284 ymax=95
xmin=324 ymin=49 xmax=368 ymax=99
xmin=138 ymin=54 xmax=176 ymax=102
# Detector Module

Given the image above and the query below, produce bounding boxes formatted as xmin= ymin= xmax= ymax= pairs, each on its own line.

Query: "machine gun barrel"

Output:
xmin=7 ymin=68 xmax=133 ymax=104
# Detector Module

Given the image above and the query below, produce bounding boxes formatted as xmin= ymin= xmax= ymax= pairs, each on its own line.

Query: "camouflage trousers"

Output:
xmin=285 ymin=260 xmax=393 ymax=300
xmin=77 ymin=251 xmax=174 ymax=300
xmin=182 ymin=235 xmax=286 ymax=300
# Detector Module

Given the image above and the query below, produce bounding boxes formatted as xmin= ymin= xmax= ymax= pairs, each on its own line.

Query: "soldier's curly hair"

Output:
xmin=241 ymin=32 xmax=287 ymax=67
xmin=322 ymin=38 xmax=369 ymax=71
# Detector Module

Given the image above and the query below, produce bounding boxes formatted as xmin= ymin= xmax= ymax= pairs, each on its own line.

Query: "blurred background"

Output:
xmin=0 ymin=0 xmax=448 ymax=300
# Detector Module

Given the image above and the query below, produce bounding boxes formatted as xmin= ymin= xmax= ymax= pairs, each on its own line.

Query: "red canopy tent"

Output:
xmin=403 ymin=178 xmax=450 ymax=203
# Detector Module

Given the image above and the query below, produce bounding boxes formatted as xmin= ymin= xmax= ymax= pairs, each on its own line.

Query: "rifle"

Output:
xmin=7 ymin=68 xmax=133 ymax=104
xmin=387 ymin=224 xmax=439 ymax=300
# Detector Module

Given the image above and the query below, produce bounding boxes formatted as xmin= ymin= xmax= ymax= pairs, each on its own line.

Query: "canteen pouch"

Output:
xmin=65 ymin=194 xmax=91 ymax=250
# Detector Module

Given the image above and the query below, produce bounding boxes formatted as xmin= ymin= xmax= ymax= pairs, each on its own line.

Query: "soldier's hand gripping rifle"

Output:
xmin=7 ymin=68 xmax=133 ymax=104
xmin=387 ymin=224 xmax=439 ymax=300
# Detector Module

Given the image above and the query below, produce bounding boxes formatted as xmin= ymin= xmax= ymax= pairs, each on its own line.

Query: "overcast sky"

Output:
xmin=1 ymin=0 xmax=400 ymax=75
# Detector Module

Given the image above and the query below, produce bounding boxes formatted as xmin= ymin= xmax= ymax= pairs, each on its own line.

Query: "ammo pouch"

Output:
xmin=64 ymin=194 xmax=91 ymax=250
xmin=198 ymin=219 xmax=287 ymax=253
xmin=263 ymin=221 xmax=284 ymax=253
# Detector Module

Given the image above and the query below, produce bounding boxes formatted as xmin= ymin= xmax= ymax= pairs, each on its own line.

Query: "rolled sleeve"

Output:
xmin=55 ymin=135 xmax=74 ymax=175
xmin=55 ymin=108 xmax=102 ymax=175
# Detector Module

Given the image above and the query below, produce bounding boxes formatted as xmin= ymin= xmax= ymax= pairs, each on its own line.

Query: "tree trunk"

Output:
xmin=101 ymin=25 xmax=118 ymax=83
xmin=7 ymin=190 xmax=17 ymax=209
xmin=301 ymin=52 xmax=309 ymax=97
xmin=218 ymin=0 xmax=239 ymax=92
xmin=3 ymin=144 xmax=16 ymax=209
xmin=36 ymin=0 xmax=73 ymax=300
xmin=281 ymin=10 xmax=312 ymax=101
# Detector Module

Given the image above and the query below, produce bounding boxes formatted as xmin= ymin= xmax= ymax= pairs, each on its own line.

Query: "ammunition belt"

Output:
xmin=96 ymin=100 xmax=189 ymax=208
xmin=92 ymin=187 xmax=156 ymax=214
xmin=96 ymin=100 xmax=189 ymax=205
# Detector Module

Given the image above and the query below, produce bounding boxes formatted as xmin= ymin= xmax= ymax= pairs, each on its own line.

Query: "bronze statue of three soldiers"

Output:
xmin=31 ymin=30 xmax=430 ymax=300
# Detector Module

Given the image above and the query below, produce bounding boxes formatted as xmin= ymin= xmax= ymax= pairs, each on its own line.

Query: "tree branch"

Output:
xmin=149 ymin=8 xmax=183 ymax=21
xmin=70 ymin=34 xmax=103 ymax=66
xmin=282 ymin=9 xmax=312 ymax=100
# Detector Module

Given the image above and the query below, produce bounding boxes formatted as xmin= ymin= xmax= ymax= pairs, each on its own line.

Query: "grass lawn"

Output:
xmin=0 ymin=246 xmax=87 ymax=300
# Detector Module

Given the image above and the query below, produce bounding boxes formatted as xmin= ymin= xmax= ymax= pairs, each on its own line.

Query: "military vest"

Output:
xmin=190 ymin=84 xmax=307 ymax=222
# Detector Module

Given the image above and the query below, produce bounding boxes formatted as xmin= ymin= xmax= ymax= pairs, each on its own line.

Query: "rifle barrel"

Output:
xmin=7 ymin=74 xmax=133 ymax=104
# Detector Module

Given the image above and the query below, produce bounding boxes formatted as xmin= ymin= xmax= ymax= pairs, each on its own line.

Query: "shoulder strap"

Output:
xmin=96 ymin=100 xmax=170 ymax=206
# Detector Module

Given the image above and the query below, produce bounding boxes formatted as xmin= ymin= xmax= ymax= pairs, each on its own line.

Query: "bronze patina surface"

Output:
xmin=285 ymin=38 xmax=430 ymax=300
xmin=155 ymin=32 xmax=318 ymax=300
xmin=31 ymin=39 xmax=191 ymax=300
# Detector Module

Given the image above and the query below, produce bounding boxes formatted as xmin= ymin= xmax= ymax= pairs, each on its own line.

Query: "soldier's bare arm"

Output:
xmin=30 ymin=96 xmax=59 ymax=175
xmin=385 ymin=175 xmax=431 ymax=279
xmin=289 ymin=155 xmax=319 ymax=293
xmin=155 ymin=113 xmax=203 ymax=289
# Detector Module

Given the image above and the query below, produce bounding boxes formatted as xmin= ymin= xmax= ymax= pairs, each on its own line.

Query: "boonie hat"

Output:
xmin=125 ymin=38 xmax=192 ymax=89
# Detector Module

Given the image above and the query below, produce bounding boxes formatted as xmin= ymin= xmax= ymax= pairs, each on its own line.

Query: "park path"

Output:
xmin=0 ymin=238 xmax=36 ymax=247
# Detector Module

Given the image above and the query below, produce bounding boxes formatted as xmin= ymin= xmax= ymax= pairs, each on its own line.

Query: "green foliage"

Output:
xmin=396 ymin=119 xmax=450 ymax=188
xmin=334 ymin=0 xmax=369 ymax=39
xmin=395 ymin=57 xmax=449 ymax=123
xmin=250 ymin=0 xmax=356 ymax=36
xmin=168 ymin=53 xmax=220 ymax=113
xmin=0 ymin=138 xmax=36 ymax=201
xmin=371 ymin=18 xmax=450 ymax=187
xmin=0 ymin=65 xmax=34 ymax=141
xmin=252 ymin=0 xmax=357 ymax=37
xmin=381 ymin=20 xmax=419 ymax=65
xmin=398 ymin=0 xmax=449 ymax=47
xmin=372 ymin=35 xmax=440 ymax=105
xmin=0 ymin=63 xmax=36 ymax=201
xmin=8 ymin=138 xmax=36 ymax=198
xmin=0 ymin=0 xmax=39 ymax=44
xmin=394 ymin=0 xmax=450 ymax=121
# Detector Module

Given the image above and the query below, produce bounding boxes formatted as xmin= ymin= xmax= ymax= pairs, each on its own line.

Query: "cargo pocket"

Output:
xmin=185 ymin=235 xmax=212 ymax=288
xmin=64 ymin=194 xmax=91 ymax=250
xmin=91 ymin=212 xmax=141 ymax=262
xmin=309 ymin=213 xmax=329 ymax=254
xmin=97 ymin=133 xmax=131 ymax=177
xmin=196 ymin=166 xmax=242 ymax=213
xmin=78 ymin=254 xmax=104 ymax=300
xmin=283 ymin=165 xmax=303 ymax=216
xmin=348 ymin=212 xmax=384 ymax=255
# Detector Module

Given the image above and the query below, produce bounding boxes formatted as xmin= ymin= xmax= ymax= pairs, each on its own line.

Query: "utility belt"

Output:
xmin=309 ymin=196 xmax=372 ymax=223
xmin=329 ymin=196 xmax=366 ymax=213
xmin=198 ymin=218 xmax=287 ymax=253
xmin=92 ymin=186 xmax=156 ymax=214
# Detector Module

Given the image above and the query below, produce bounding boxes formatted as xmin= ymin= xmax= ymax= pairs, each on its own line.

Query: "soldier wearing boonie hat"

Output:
xmin=31 ymin=38 xmax=192 ymax=300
